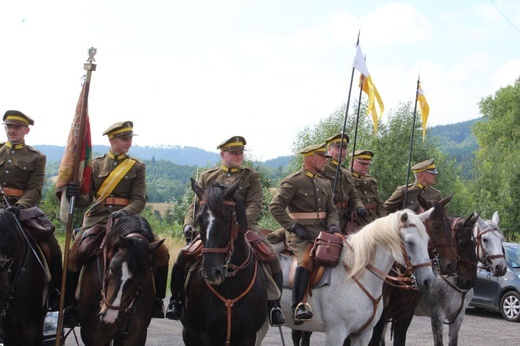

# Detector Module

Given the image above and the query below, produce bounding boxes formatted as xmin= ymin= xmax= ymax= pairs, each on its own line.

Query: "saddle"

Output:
xmin=75 ymin=224 xmax=107 ymax=264
xmin=17 ymin=207 xmax=54 ymax=269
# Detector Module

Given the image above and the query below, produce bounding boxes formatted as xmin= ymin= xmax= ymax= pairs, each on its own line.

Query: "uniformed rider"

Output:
xmin=166 ymin=136 xmax=286 ymax=326
xmin=323 ymin=133 xmax=366 ymax=232
xmin=350 ymin=149 xmax=387 ymax=223
xmin=63 ymin=121 xmax=169 ymax=326
xmin=269 ymin=143 xmax=340 ymax=324
xmin=0 ymin=110 xmax=63 ymax=311
xmin=383 ymin=158 xmax=442 ymax=213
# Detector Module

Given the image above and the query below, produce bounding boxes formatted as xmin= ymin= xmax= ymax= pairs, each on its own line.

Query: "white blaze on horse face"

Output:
xmin=205 ymin=209 xmax=216 ymax=243
xmin=102 ymin=261 xmax=132 ymax=324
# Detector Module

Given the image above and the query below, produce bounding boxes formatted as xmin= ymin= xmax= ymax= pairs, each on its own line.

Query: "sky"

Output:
xmin=1 ymin=0 xmax=520 ymax=161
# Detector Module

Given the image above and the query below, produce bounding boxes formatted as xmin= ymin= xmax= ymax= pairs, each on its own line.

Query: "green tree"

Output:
xmin=472 ymin=77 xmax=520 ymax=239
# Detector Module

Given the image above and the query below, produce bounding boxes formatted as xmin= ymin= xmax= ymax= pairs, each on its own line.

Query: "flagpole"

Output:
xmin=56 ymin=48 xmax=97 ymax=346
xmin=402 ymin=74 xmax=421 ymax=210
xmin=333 ymin=32 xmax=360 ymax=194
xmin=350 ymin=68 xmax=365 ymax=170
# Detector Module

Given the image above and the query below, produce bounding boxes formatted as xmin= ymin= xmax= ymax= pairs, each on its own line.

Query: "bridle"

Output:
xmin=199 ymin=200 xmax=253 ymax=277
xmin=343 ymin=221 xmax=432 ymax=337
xmin=474 ymin=221 xmax=505 ymax=270
xmin=100 ymin=232 xmax=151 ymax=314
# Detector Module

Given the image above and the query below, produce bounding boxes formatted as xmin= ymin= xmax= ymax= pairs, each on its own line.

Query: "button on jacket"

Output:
xmin=0 ymin=142 xmax=45 ymax=208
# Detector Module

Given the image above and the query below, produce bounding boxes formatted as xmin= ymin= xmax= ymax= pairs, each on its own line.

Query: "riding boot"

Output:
xmin=292 ymin=266 xmax=312 ymax=324
xmin=165 ymin=263 xmax=185 ymax=320
xmin=268 ymin=271 xmax=285 ymax=326
xmin=153 ymin=264 xmax=168 ymax=318
xmin=63 ymin=270 xmax=80 ymax=328
xmin=47 ymin=254 xmax=63 ymax=311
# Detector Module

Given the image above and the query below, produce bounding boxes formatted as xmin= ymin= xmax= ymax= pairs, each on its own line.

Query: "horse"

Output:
xmin=294 ymin=195 xmax=457 ymax=346
xmin=78 ymin=214 xmax=164 ymax=346
xmin=180 ymin=178 xmax=268 ymax=346
xmin=275 ymin=209 xmax=435 ymax=346
xmin=0 ymin=209 xmax=48 ymax=345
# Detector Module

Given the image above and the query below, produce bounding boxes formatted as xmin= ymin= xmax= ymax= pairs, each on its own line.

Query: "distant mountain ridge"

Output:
xmin=34 ymin=119 xmax=480 ymax=171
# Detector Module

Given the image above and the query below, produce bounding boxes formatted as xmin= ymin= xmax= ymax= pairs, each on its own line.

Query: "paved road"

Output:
xmin=63 ymin=305 xmax=519 ymax=345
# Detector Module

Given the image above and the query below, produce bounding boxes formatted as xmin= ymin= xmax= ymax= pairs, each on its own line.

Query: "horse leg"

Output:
xmin=392 ymin=312 xmax=414 ymax=346
xmin=369 ymin=308 xmax=389 ymax=346
xmin=430 ymin=316 xmax=444 ymax=346
xmin=291 ymin=329 xmax=303 ymax=346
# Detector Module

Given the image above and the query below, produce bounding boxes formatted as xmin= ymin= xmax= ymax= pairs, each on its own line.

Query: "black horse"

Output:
xmin=0 ymin=209 xmax=47 ymax=345
xmin=179 ymin=178 xmax=268 ymax=346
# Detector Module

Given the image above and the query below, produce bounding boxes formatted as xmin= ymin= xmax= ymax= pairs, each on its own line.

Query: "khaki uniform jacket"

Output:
xmin=75 ymin=153 xmax=146 ymax=228
xmin=352 ymin=172 xmax=387 ymax=223
xmin=0 ymin=142 xmax=45 ymax=208
xmin=184 ymin=166 xmax=262 ymax=229
xmin=322 ymin=160 xmax=364 ymax=229
xmin=383 ymin=182 xmax=442 ymax=213
xmin=269 ymin=167 xmax=339 ymax=260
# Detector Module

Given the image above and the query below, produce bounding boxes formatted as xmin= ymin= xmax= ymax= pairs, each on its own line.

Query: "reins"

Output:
xmin=475 ymin=222 xmax=505 ymax=270
xmin=342 ymin=222 xmax=431 ymax=337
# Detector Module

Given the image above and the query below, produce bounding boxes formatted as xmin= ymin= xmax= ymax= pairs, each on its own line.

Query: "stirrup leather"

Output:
xmin=293 ymin=302 xmax=313 ymax=321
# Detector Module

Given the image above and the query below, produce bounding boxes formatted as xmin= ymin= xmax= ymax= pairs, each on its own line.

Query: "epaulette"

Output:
xmin=205 ymin=166 xmax=220 ymax=174
xmin=25 ymin=145 xmax=44 ymax=156
xmin=126 ymin=154 xmax=143 ymax=163
xmin=289 ymin=170 xmax=301 ymax=178
xmin=93 ymin=154 xmax=107 ymax=161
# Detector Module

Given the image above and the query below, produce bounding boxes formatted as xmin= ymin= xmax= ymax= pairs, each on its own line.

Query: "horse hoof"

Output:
xmin=165 ymin=301 xmax=182 ymax=320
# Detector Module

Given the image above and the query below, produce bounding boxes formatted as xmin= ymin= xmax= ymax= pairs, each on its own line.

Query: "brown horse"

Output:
xmin=0 ymin=209 xmax=47 ymax=346
xmin=179 ymin=178 xmax=268 ymax=346
xmin=78 ymin=215 xmax=164 ymax=346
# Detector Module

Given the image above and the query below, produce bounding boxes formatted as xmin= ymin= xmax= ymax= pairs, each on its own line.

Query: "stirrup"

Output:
xmin=268 ymin=306 xmax=286 ymax=327
xmin=293 ymin=302 xmax=313 ymax=322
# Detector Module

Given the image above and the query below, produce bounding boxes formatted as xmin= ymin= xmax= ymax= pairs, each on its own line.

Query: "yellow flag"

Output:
xmin=353 ymin=44 xmax=384 ymax=134
xmin=417 ymin=82 xmax=430 ymax=141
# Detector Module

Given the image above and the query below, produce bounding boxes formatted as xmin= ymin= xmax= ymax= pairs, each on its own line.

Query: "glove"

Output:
xmin=357 ymin=207 xmax=368 ymax=218
xmin=109 ymin=209 xmax=128 ymax=221
xmin=66 ymin=182 xmax=80 ymax=199
xmin=288 ymin=224 xmax=313 ymax=241
xmin=7 ymin=204 xmax=23 ymax=217
xmin=327 ymin=225 xmax=341 ymax=234
xmin=183 ymin=224 xmax=198 ymax=242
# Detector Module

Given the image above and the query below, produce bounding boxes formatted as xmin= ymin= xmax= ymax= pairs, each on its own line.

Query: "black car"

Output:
xmin=470 ymin=242 xmax=520 ymax=322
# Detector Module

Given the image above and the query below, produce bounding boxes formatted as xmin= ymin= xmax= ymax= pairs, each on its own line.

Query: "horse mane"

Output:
xmin=199 ymin=183 xmax=248 ymax=231
xmin=106 ymin=215 xmax=154 ymax=280
xmin=0 ymin=209 xmax=20 ymax=256
xmin=345 ymin=210 xmax=419 ymax=278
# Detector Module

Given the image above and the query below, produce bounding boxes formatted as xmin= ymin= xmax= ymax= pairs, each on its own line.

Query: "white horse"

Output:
xmin=269 ymin=209 xmax=436 ymax=346
xmin=414 ymin=211 xmax=507 ymax=346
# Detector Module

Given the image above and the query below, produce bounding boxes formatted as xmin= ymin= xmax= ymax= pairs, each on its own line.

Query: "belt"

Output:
xmin=365 ymin=203 xmax=378 ymax=210
xmin=289 ymin=212 xmax=326 ymax=219
xmin=335 ymin=202 xmax=348 ymax=209
xmin=2 ymin=187 xmax=25 ymax=197
xmin=102 ymin=197 xmax=130 ymax=206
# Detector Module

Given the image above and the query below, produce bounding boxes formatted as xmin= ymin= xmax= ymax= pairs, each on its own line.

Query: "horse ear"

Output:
xmin=492 ymin=211 xmax=500 ymax=226
xmin=417 ymin=194 xmax=432 ymax=210
xmin=191 ymin=178 xmax=205 ymax=200
xmin=418 ymin=207 xmax=434 ymax=222
xmin=149 ymin=239 xmax=165 ymax=253
xmin=224 ymin=176 xmax=242 ymax=200
xmin=439 ymin=193 xmax=453 ymax=207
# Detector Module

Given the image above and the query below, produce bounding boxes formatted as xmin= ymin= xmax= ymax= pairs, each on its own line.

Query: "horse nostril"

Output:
xmin=446 ymin=262 xmax=454 ymax=273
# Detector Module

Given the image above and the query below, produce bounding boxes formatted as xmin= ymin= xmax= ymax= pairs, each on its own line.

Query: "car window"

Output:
xmin=505 ymin=246 xmax=520 ymax=268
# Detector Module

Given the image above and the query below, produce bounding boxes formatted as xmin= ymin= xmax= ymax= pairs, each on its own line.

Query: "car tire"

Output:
xmin=500 ymin=291 xmax=520 ymax=322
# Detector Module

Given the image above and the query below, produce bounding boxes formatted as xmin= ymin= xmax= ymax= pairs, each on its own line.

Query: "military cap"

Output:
xmin=3 ymin=110 xmax=34 ymax=126
xmin=325 ymin=133 xmax=349 ymax=147
xmin=217 ymin=136 xmax=246 ymax=152
xmin=353 ymin=149 xmax=374 ymax=163
xmin=102 ymin=121 xmax=137 ymax=139
xmin=299 ymin=143 xmax=331 ymax=157
xmin=412 ymin=158 xmax=438 ymax=174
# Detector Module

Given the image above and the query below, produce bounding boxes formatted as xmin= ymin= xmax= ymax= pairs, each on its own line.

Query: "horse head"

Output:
xmin=395 ymin=208 xmax=436 ymax=291
xmin=418 ymin=194 xmax=457 ymax=275
xmin=191 ymin=177 xmax=250 ymax=285
xmin=99 ymin=216 xmax=164 ymax=324
xmin=450 ymin=214 xmax=479 ymax=289
xmin=474 ymin=211 xmax=507 ymax=277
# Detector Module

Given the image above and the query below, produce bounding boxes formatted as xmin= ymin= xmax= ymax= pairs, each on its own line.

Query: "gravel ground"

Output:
xmin=61 ymin=303 xmax=519 ymax=345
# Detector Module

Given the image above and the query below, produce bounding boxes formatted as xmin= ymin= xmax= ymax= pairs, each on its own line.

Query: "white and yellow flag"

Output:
xmin=352 ymin=44 xmax=384 ymax=134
